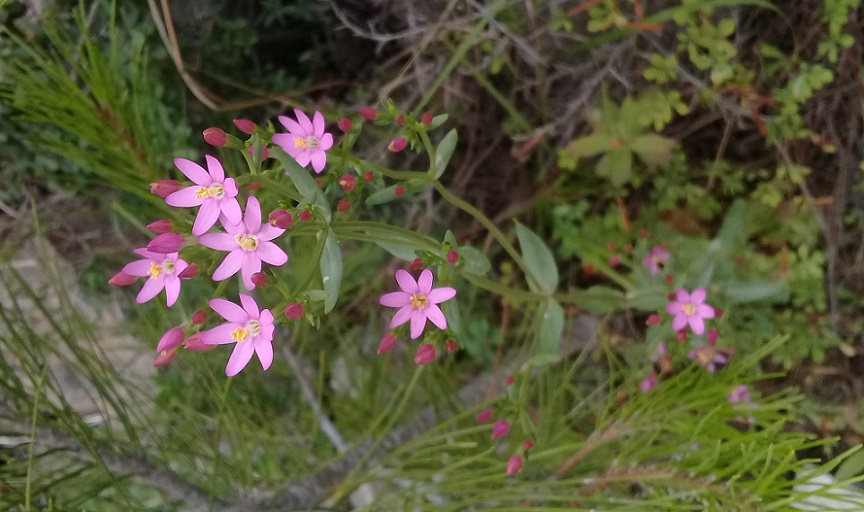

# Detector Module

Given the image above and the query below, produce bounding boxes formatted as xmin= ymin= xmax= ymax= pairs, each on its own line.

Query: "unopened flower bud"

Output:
xmin=492 ymin=420 xmax=510 ymax=439
xmin=414 ymin=343 xmax=435 ymax=365
xmin=251 ymin=272 xmax=268 ymax=287
xmin=157 ymin=326 xmax=185 ymax=353
xmin=409 ymin=258 xmax=423 ymax=270
xmin=714 ymin=307 xmax=724 ymax=318
xmin=269 ymin=209 xmax=293 ymax=229
xmin=394 ymin=115 xmax=405 ymax=125
xmin=707 ymin=329 xmax=719 ymax=345
xmin=609 ymin=256 xmax=621 ymax=267
xmin=388 ymin=137 xmax=407 ymax=152
xmin=191 ymin=310 xmax=208 ymax=325
xmin=476 ymin=409 xmax=493 ymax=423
xmin=147 ymin=233 xmax=183 ymax=254
xmin=395 ymin=185 xmax=406 ymax=196
xmin=108 ymin=271 xmax=136 ymax=287
xmin=150 ymin=179 xmax=182 ymax=198
xmin=183 ymin=332 xmax=215 ymax=351
xmin=284 ymin=302 xmax=304 ymax=319
xmin=445 ymin=339 xmax=457 ymax=353
xmin=337 ymin=198 xmax=350 ymax=212
xmin=177 ymin=264 xmax=199 ymax=279
xmin=625 ymin=243 xmax=633 ymax=253
xmin=639 ymin=229 xmax=649 ymax=238
xmin=446 ymin=250 xmax=459 ymax=264
xmin=338 ymin=174 xmax=356 ymax=192
xmin=506 ymin=455 xmax=523 ymax=476
xmin=665 ymin=274 xmax=674 ymax=284
xmin=377 ymin=333 xmax=398 ymax=354
xmin=645 ymin=313 xmax=660 ymax=326
xmin=363 ymin=172 xmax=374 ymax=182
xmin=203 ymin=127 xmax=227 ymax=147
xmin=506 ymin=376 xmax=515 ymax=385
xmin=523 ymin=439 xmax=534 ymax=451
xmin=676 ymin=329 xmax=688 ymax=342
xmin=338 ymin=117 xmax=352 ymax=132
xmin=299 ymin=210 xmax=312 ymax=221
xmin=154 ymin=348 xmax=178 ymax=367
xmin=233 ymin=118 xmax=256 ymax=134
xmin=358 ymin=107 xmax=378 ymax=120
xmin=421 ymin=112 xmax=433 ymax=125
xmin=147 ymin=219 xmax=173 ymax=234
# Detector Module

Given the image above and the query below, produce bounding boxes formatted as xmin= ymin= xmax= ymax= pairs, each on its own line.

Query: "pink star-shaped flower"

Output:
xmin=272 ymin=109 xmax=334 ymax=174
xmin=121 ymin=248 xmax=189 ymax=307
xmin=379 ymin=268 xmax=456 ymax=339
xmin=665 ymin=288 xmax=715 ymax=335
xmin=166 ymin=155 xmax=242 ymax=236
xmin=198 ymin=196 xmax=287 ymax=291
xmin=687 ymin=344 xmax=727 ymax=372
xmin=202 ymin=294 xmax=275 ymax=376
xmin=643 ymin=245 xmax=670 ymax=275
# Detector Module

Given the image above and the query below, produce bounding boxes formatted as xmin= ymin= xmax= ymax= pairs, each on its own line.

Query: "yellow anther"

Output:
xmin=230 ymin=327 xmax=250 ymax=342
xmin=682 ymin=304 xmax=696 ymax=315
xmin=409 ymin=293 xmax=428 ymax=309
xmin=235 ymin=234 xmax=259 ymax=251
xmin=294 ymin=137 xmax=307 ymax=149
xmin=194 ymin=184 xmax=225 ymax=199
xmin=195 ymin=187 xmax=210 ymax=199
xmin=147 ymin=262 xmax=161 ymax=279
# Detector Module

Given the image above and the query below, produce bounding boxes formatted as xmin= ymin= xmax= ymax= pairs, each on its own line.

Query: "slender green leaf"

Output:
xmin=272 ymin=147 xmax=319 ymax=198
xmin=433 ymin=129 xmax=458 ymax=179
xmin=537 ymin=299 xmax=564 ymax=355
xmin=515 ymin=221 xmax=558 ymax=294
xmin=320 ymin=230 xmax=342 ymax=313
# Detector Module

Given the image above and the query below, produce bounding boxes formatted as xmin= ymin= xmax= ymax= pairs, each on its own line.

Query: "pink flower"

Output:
xmin=202 ymin=294 xmax=275 ymax=376
xmin=643 ymin=245 xmax=670 ymax=274
xmin=203 ymin=127 xmax=227 ymax=147
xmin=688 ymin=344 xmax=727 ymax=372
xmin=273 ymin=109 xmax=334 ymax=174
xmin=476 ymin=409 xmax=493 ymax=423
xmin=492 ymin=419 xmax=510 ymax=439
xmin=414 ymin=343 xmax=436 ymax=365
xmin=665 ymin=288 xmax=715 ymax=335
xmin=122 ymin=249 xmax=189 ymax=307
xmin=198 ymin=196 xmax=288 ymax=290
xmin=379 ymin=269 xmax=457 ymax=339
xmin=729 ymin=384 xmax=751 ymax=403
xmin=506 ymin=455 xmax=523 ymax=476
xmin=154 ymin=326 xmax=185 ymax=367
xmin=640 ymin=373 xmax=658 ymax=392
xmin=165 ymin=156 xmax=242 ymax=236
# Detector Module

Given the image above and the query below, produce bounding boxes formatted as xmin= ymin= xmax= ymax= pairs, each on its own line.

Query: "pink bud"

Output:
xmin=377 ymin=333 xmax=398 ymax=354
xmin=645 ymin=313 xmax=660 ymax=326
xmin=395 ymin=185 xmax=406 ymax=196
xmin=506 ymin=455 xmax=523 ymax=476
xmin=408 ymin=258 xmax=423 ymax=270
xmin=506 ymin=376 xmax=515 ymax=385
xmin=476 ymin=409 xmax=493 ymax=423
xmin=153 ymin=348 xmax=178 ymax=367
xmin=640 ymin=374 xmax=658 ymax=392
xmin=421 ymin=112 xmax=433 ymax=125
xmin=150 ymin=179 xmax=182 ymax=198
xmin=446 ymin=250 xmax=459 ymax=264
xmin=338 ymin=118 xmax=352 ymax=132
xmin=147 ymin=219 xmax=173 ymax=234
xmin=284 ymin=302 xmax=304 ymax=320
xmin=625 ymin=243 xmax=633 ymax=253
xmin=609 ymin=256 xmax=621 ymax=267
xmin=523 ymin=439 xmax=534 ymax=450
xmin=183 ymin=332 xmax=215 ymax=351
xmin=358 ymin=107 xmax=378 ymax=120
xmin=639 ymin=229 xmax=649 ymax=238
xmin=714 ymin=307 xmax=724 ymax=318
xmin=445 ymin=339 xmax=457 ymax=353
xmin=414 ymin=343 xmax=435 ymax=365
xmin=157 ymin=326 xmax=185 ymax=353
xmin=707 ymin=329 xmax=719 ymax=345
xmin=676 ymin=329 xmax=687 ymax=342
xmin=191 ymin=310 xmax=208 ymax=325
xmin=338 ymin=174 xmax=356 ymax=192
xmin=665 ymin=274 xmax=674 ymax=284
xmin=251 ymin=272 xmax=268 ymax=287
xmin=269 ymin=209 xmax=293 ymax=229
xmin=108 ymin=271 xmax=136 ymax=287
xmin=233 ymin=118 xmax=256 ymax=134
xmin=492 ymin=420 xmax=510 ymax=439
xmin=203 ymin=126 xmax=227 ymax=147
xmin=363 ymin=172 xmax=374 ymax=182
xmin=337 ymin=199 xmax=350 ymax=212
xmin=394 ymin=115 xmax=405 ymax=125
xmin=247 ymin=182 xmax=263 ymax=190
xmin=177 ymin=264 xmax=199 ymax=279
xmin=147 ymin=233 xmax=183 ymax=253
xmin=299 ymin=210 xmax=312 ymax=221
xmin=388 ymin=137 xmax=407 ymax=152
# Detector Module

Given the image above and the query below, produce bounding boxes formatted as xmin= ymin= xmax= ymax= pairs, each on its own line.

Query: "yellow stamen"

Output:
xmin=231 ymin=327 xmax=250 ymax=342
xmin=235 ymin=234 xmax=259 ymax=251
xmin=160 ymin=350 xmax=168 ymax=356
xmin=409 ymin=293 xmax=428 ymax=309
xmin=697 ymin=348 xmax=714 ymax=365
xmin=147 ymin=262 xmax=161 ymax=279
xmin=194 ymin=183 xmax=225 ymax=199
xmin=294 ymin=136 xmax=319 ymax=150
xmin=682 ymin=304 xmax=696 ymax=315
xmin=294 ymin=137 xmax=307 ymax=149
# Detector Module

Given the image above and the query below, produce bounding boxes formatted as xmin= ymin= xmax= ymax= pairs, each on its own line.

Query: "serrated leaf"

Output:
xmin=459 ymin=246 xmax=491 ymax=275
xmin=320 ymin=230 xmax=342 ymax=313
xmin=434 ymin=129 xmax=457 ymax=179
xmin=515 ymin=222 xmax=558 ymax=294
xmin=537 ymin=299 xmax=564 ymax=355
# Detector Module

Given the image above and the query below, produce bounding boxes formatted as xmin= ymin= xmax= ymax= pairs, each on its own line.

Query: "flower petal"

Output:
xmin=136 ymin=278 xmax=163 ymax=304
xmin=272 ymin=133 xmax=298 ymax=151
xmin=259 ymin=308 xmax=274 ymax=328
xmin=310 ymin=151 xmax=327 ymax=174
xmin=294 ymin=151 xmax=311 ymax=168
xmin=192 ymin=200 xmax=221 ymax=235
xmin=380 ymin=291 xmax=410 ymax=308
xmin=278 ymin=115 xmax=306 ymax=136
xmin=319 ymin=132 xmax=333 ymax=151
xmin=210 ymin=298 xmax=249 ymax=323
xmin=164 ymin=277 xmax=181 ymax=307
xmin=205 ymin=155 xmax=225 ymax=182
xmin=395 ymin=269 xmax=419 ymax=294
xmin=220 ymin=197 xmax=242 ymax=225
xmin=388 ymin=306 xmax=413 ymax=329
xmin=409 ymin=310 xmax=427 ymax=339
xmin=202 ymin=323 xmax=241 ymax=345
xmin=671 ymin=314 xmax=687 ymax=332
xmin=675 ymin=289 xmax=690 ymax=303
xmin=199 ymin=233 xmax=238 ymax=251
xmin=240 ymin=253 xmax=262 ymax=290
xmin=254 ymin=337 xmax=273 ymax=371
xmin=165 ymin=186 xmax=204 ymax=208
xmin=256 ymin=242 xmax=288 ymax=266
xmin=212 ymin=250 xmax=244 ymax=281
xmin=244 ymin=196 xmax=262 ymax=230
xmin=688 ymin=315 xmax=705 ymax=335
xmin=256 ymin=224 xmax=284 ymax=242
xmin=239 ymin=293 xmax=260 ymax=319
xmin=225 ymin=341 xmax=255 ymax=377
xmin=665 ymin=302 xmax=681 ymax=316
xmin=174 ymin=158 xmax=211 ymax=185
xmin=426 ymin=287 xmax=456 ymax=304
xmin=294 ymin=109 xmax=314 ymax=134
xmin=697 ymin=304 xmax=715 ymax=319
xmin=312 ymin=110 xmax=325 ymax=136
xmin=690 ymin=288 xmax=706 ymax=304
xmin=424 ymin=304 xmax=447 ymax=330
xmin=123 ymin=259 xmax=154 ymax=276
xmin=417 ymin=269 xmax=433 ymax=294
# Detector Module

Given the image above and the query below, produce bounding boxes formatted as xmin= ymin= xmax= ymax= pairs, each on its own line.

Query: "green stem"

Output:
xmin=24 ymin=364 xmax=49 ymax=512
xmin=208 ymin=377 xmax=233 ymax=512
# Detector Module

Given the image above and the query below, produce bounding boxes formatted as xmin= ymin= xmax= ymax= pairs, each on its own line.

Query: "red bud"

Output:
xmin=377 ymin=333 xmax=398 ymax=354
xmin=646 ymin=313 xmax=660 ymax=326
xmin=445 ymin=339 xmax=457 ymax=352
xmin=363 ymin=172 xmax=374 ymax=182
xmin=394 ymin=185 xmax=406 ymax=196
xmin=268 ymin=209 xmax=293 ymax=229
xmin=147 ymin=219 xmax=173 ymax=234
xmin=203 ymin=127 xmax=227 ymax=147
xmin=299 ymin=210 xmax=312 ymax=221
xmin=284 ymin=302 xmax=304 ymax=319
xmin=147 ymin=233 xmax=183 ymax=254
xmin=251 ymin=272 xmax=268 ymax=287
xmin=506 ymin=455 xmax=523 ymax=476
xmin=421 ymin=113 xmax=433 ymax=125
xmin=338 ymin=118 xmax=352 ymax=132
xmin=108 ymin=271 xmax=136 ymax=287
xmin=191 ymin=310 xmax=208 ymax=325
xmin=233 ymin=118 xmax=256 ymax=134
xmin=388 ymin=137 xmax=407 ymax=152
xmin=150 ymin=179 xmax=182 ymax=198
xmin=414 ymin=343 xmax=435 ymax=365
xmin=358 ymin=107 xmax=378 ymax=120
xmin=394 ymin=115 xmax=405 ymax=125
xmin=476 ymin=409 xmax=493 ymax=423
xmin=446 ymin=250 xmax=459 ymax=264
xmin=177 ymin=264 xmax=199 ymax=279
xmin=337 ymin=198 xmax=350 ymax=212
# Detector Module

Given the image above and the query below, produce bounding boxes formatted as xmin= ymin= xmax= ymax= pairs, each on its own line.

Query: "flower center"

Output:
xmin=697 ymin=348 xmax=714 ymax=365
xmin=409 ymin=293 xmax=428 ymax=309
xmin=682 ymin=303 xmax=696 ymax=315
xmin=147 ymin=259 xmax=175 ymax=279
xmin=235 ymin=234 xmax=259 ymax=251
xmin=294 ymin=136 xmax=319 ymax=150
xmin=230 ymin=327 xmax=249 ymax=342
xmin=230 ymin=320 xmax=260 ymax=342
xmin=195 ymin=183 xmax=225 ymax=199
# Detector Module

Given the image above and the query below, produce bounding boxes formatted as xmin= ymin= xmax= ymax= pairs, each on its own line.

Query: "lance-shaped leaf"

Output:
xmin=515 ymin=221 xmax=558 ymax=294
xmin=320 ymin=230 xmax=342 ymax=313
xmin=433 ymin=129 xmax=457 ymax=179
